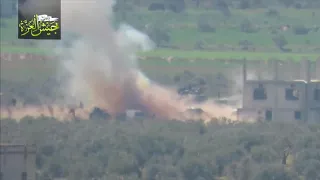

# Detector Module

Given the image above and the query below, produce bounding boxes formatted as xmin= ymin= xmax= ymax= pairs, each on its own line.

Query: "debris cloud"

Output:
xmin=1 ymin=0 xmax=239 ymax=122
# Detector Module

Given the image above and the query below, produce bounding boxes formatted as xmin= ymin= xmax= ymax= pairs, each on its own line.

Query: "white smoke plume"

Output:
xmin=8 ymin=0 xmax=238 ymax=122
xmin=58 ymin=0 xmax=156 ymax=114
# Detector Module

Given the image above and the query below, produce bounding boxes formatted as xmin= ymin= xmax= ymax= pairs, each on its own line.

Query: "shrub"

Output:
xmin=146 ymin=24 xmax=170 ymax=47
xmin=240 ymin=19 xmax=259 ymax=33
xmin=197 ymin=19 xmax=216 ymax=33
xmin=265 ymin=9 xmax=279 ymax=17
xmin=253 ymin=165 xmax=300 ymax=180
xmin=194 ymin=40 xmax=205 ymax=50
xmin=239 ymin=40 xmax=253 ymax=50
xmin=293 ymin=25 xmax=310 ymax=35
xmin=294 ymin=3 xmax=302 ymax=9
xmin=272 ymin=35 xmax=288 ymax=49
xmin=239 ymin=0 xmax=250 ymax=9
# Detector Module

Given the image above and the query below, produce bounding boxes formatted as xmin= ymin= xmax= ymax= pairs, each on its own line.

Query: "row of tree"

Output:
xmin=2 ymin=0 xmax=320 ymax=18
xmin=1 ymin=117 xmax=320 ymax=180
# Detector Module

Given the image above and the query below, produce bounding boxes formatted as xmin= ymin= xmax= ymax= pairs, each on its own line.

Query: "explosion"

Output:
xmin=2 ymin=0 xmax=238 ymax=122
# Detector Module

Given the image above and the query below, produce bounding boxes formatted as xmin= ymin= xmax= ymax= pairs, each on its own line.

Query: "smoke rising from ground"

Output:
xmin=58 ymin=0 xmax=156 ymax=115
xmin=3 ymin=0 xmax=238 ymax=122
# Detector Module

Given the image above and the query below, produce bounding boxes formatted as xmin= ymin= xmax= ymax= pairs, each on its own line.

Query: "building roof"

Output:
xmin=245 ymin=79 xmax=320 ymax=84
xmin=245 ymin=80 xmax=306 ymax=84
xmin=293 ymin=79 xmax=320 ymax=83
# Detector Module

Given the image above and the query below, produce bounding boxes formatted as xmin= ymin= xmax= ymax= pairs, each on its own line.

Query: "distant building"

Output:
xmin=237 ymin=59 xmax=320 ymax=122
xmin=0 ymin=144 xmax=36 ymax=180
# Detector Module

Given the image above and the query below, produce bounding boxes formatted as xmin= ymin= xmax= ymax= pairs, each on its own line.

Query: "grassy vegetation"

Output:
xmin=1 ymin=45 xmax=319 ymax=61
xmin=169 ymin=27 xmax=320 ymax=49
xmin=1 ymin=2 xmax=320 ymax=179
xmin=140 ymin=49 xmax=320 ymax=61
xmin=1 ymin=46 xmax=53 ymax=54
xmin=135 ymin=9 xmax=320 ymax=49
xmin=1 ymin=8 xmax=320 ymax=59
xmin=0 ymin=54 xmax=227 ymax=82
xmin=1 ymin=7 xmax=319 ymax=102
xmin=129 ymin=8 xmax=320 ymax=28
xmin=2 ymin=117 xmax=320 ymax=180
xmin=0 ymin=17 xmax=17 ymax=42
xmin=1 ymin=117 xmax=319 ymax=180
xmin=1 ymin=58 xmax=57 ymax=83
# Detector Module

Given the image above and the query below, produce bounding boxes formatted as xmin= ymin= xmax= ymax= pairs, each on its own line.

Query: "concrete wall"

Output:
xmin=240 ymin=78 xmax=320 ymax=122
xmin=242 ymin=80 xmax=307 ymax=109
xmin=240 ymin=59 xmax=319 ymax=82
xmin=275 ymin=81 xmax=307 ymax=109
xmin=309 ymin=108 xmax=320 ymax=123
xmin=316 ymin=59 xmax=320 ymax=79
xmin=237 ymin=108 xmax=306 ymax=122
xmin=299 ymin=59 xmax=311 ymax=82
xmin=237 ymin=108 xmax=261 ymax=121
xmin=0 ymin=144 xmax=36 ymax=180
xmin=307 ymin=82 xmax=320 ymax=109
xmin=242 ymin=81 xmax=277 ymax=109
xmin=275 ymin=108 xmax=305 ymax=121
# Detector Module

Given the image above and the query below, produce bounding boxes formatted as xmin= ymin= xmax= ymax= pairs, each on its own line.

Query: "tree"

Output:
xmin=2 ymin=117 xmax=320 ymax=180
xmin=239 ymin=40 xmax=253 ymax=50
xmin=146 ymin=24 xmax=171 ymax=47
xmin=279 ymin=0 xmax=294 ymax=8
xmin=265 ymin=9 xmax=280 ymax=17
xmin=292 ymin=25 xmax=310 ymax=35
xmin=113 ymin=0 xmax=134 ymax=21
xmin=166 ymin=0 xmax=186 ymax=13
xmin=253 ymin=165 xmax=300 ymax=180
xmin=181 ymin=156 xmax=218 ymax=180
xmin=193 ymin=0 xmax=201 ymax=8
xmin=240 ymin=19 xmax=258 ymax=33
xmin=303 ymin=160 xmax=320 ymax=180
xmin=197 ymin=19 xmax=216 ymax=33
xmin=49 ymin=163 xmax=67 ymax=178
xmin=239 ymin=0 xmax=251 ymax=9
xmin=216 ymin=0 xmax=231 ymax=17
xmin=272 ymin=35 xmax=290 ymax=51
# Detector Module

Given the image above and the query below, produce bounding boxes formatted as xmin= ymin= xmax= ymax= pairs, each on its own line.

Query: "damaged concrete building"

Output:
xmin=0 ymin=144 xmax=36 ymax=180
xmin=237 ymin=59 xmax=320 ymax=122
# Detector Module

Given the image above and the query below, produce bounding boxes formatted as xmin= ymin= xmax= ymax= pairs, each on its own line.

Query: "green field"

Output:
xmin=1 ymin=46 xmax=53 ymax=55
xmin=1 ymin=45 xmax=319 ymax=61
xmin=1 ymin=7 xmax=319 ymax=83
xmin=1 ymin=8 xmax=320 ymax=57
xmin=2 ymin=2 xmax=320 ymax=179
xmin=140 ymin=49 xmax=319 ymax=61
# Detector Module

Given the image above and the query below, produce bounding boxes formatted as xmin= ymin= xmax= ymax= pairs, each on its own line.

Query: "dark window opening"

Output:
xmin=0 ymin=172 xmax=3 ymax=180
xmin=265 ymin=110 xmax=272 ymax=121
xmin=285 ymin=88 xmax=299 ymax=100
xmin=21 ymin=172 xmax=27 ymax=180
xmin=253 ymin=84 xmax=267 ymax=100
xmin=314 ymin=89 xmax=320 ymax=101
xmin=294 ymin=111 xmax=301 ymax=120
